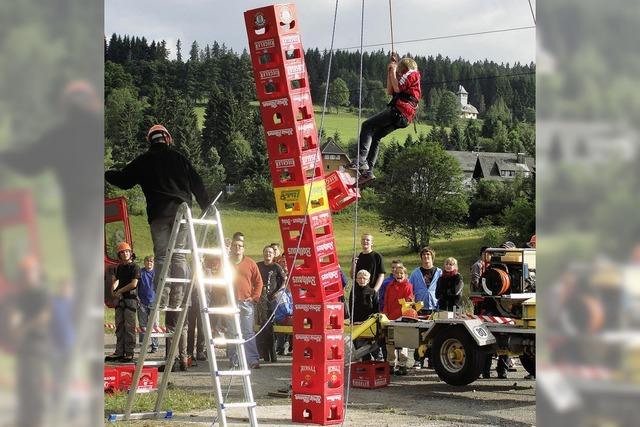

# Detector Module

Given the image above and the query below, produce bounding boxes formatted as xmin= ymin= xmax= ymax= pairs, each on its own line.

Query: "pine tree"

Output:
xmin=176 ymin=39 xmax=183 ymax=62
xmin=189 ymin=41 xmax=199 ymax=62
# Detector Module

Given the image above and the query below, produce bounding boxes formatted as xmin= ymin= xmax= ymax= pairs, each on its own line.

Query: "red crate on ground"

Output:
xmin=292 ymin=360 xmax=343 ymax=395
xmin=103 ymin=366 xmax=118 ymax=393
xmin=292 ymin=331 xmax=344 ymax=363
xmin=292 ymin=392 xmax=343 ymax=425
xmin=289 ymin=262 xmax=343 ymax=303
xmin=292 ymin=302 xmax=344 ymax=333
xmin=325 ymin=170 xmax=360 ymax=213
xmin=116 ymin=364 xmax=159 ymax=393
xmin=268 ymin=147 xmax=324 ymax=187
xmin=350 ymin=361 xmax=391 ymax=389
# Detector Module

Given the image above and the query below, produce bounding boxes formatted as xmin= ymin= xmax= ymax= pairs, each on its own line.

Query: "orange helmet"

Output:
xmin=147 ymin=124 xmax=172 ymax=144
xmin=116 ymin=242 xmax=132 ymax=253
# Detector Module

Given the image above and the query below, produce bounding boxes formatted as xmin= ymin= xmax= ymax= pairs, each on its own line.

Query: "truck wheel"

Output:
xmin=520 ymin=353 xmax=536 ymax=377
xmin=432 ymin=327 xmax=484 ymax=386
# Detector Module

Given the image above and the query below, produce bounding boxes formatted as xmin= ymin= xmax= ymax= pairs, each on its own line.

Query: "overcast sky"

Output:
xmin=105 ymin=0 xmax=536 ymax=64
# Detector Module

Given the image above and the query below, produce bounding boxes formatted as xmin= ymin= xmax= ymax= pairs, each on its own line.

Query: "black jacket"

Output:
xmin=105 ymin=143 xmax=209 ymax=222
xmin=435 ymin=273 xmax=464 ymax=311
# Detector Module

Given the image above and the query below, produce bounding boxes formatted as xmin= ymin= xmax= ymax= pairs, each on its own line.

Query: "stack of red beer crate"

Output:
xmin=244 ymin=4 xmax=344 ymax=424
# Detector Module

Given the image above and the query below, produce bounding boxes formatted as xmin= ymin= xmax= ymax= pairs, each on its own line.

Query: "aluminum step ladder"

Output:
xmin=108 ymin=201 xmax=259 ymax=426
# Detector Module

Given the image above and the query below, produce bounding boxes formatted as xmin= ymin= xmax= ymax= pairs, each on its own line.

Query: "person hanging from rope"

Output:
xmin=347 ymin=52 xmax=422 ymax=183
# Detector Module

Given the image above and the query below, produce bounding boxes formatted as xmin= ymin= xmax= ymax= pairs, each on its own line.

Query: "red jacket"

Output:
xmin=394 ymin=69 xmax=421 ymax=123
xmin=383 ymin=278 xmax=414 ymax=320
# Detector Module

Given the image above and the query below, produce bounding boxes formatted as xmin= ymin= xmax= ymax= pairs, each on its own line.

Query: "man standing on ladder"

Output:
xmin=105 ymin=124 xmax=210 ymax=371
xmin=227 ymin=236 xmax=263 ymax=369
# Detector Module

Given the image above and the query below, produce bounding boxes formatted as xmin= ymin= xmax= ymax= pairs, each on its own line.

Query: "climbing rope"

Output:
xmin=388 ymin=0 xmax=395 ymax=54
xmin=343 ymin=0 xmax=367 ymax=424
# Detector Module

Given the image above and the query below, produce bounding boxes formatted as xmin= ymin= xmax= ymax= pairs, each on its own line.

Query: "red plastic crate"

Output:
xmin=268 ymin=147 xmax=324 ymax=187
xmin=248 ymin=32 xmax=304 ymax=76
xmin=278 ymin=210 xmax=333 ymax=236
xmin=292 ymin=360 xmax=343 ymax=395
xmin=283 ymin=234 xmax=337 ymax=269
xmin=289 ymin=262 xmax=343 ymax=303
xmin=292 ymin=392 xmax=344 ymax=425
xmin=259 ymin=91 xmax=314 ymax=142
xmin=350 ymin=361 xmax=390 ymax=389
xmin=292 ymin=331 xmax=344 ymax=363
xmin=325 ymin=170 xmax=360 ymax=213
xmin=115 ymin=364 xmax=159 ymax=393
xmin=245 ymin=4 xmax=301 ymax=52
xmin=264 ymin=119 xmax=319 ymax=158
xmin=292 ymin=302 xmax=344 ymax=333
xmin=103 ymin=366 xmax=118 ymax=393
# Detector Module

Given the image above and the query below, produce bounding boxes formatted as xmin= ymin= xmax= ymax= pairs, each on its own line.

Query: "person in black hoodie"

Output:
xmin=349 ymin=269 xmax=379 ymax=361
xmin=105 ymin=124 xmax=210 ymax=371
xmin=435 ymin=257 xmax=464 ymax=311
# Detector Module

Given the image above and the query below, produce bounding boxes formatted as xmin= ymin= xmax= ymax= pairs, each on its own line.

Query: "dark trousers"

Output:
xmin=256 ymin=320 xmax=276 ymax=362
xmin=484 ymin=354 xmax=509 ymax=376
xmin=357 ymin=108 xmax=399 ymax=171
xmin=187 ymin=295 xmax=205 ymax=356
xmin=115 ymin=298 xmax=137 ymax=355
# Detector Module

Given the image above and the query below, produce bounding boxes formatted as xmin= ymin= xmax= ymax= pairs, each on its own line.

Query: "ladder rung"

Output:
xmin=137 ymin=360 xmax=166 ymax=367
xmin=202 ymin=277 xmax=227 ymax=287
xmin=108 ymin=410 xmax=173 ymax=422
xmin=204 ymin=307 xmax=240 ymax=315
xmin=180 ymin=218 xmax=218 ymax=226
xmin=221 ymin=402 xmax=256 ymax=410
xmin=165 ymin=277 xmax=191 ymax=283
xmin=216 ymin=369 xmax=251 ymax=377
xmin=195 ymin=247 xmax=223 ymax=256
xmin=149 ymin=333 xmax=172 ymax=338
xmin=173 ymin=248 xmax=192 ymax=254
xmin=211 ymin=338 xmax=245 ymax=345
xmin=160 ymin=307 xmax=183 ymax=312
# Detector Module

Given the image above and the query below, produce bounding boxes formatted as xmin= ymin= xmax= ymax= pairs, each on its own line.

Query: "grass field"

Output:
xmin=193 ymin=105 xmax=434 ymax=146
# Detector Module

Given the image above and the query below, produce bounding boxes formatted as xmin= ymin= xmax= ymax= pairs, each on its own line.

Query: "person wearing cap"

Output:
xmin=105 ymin=124 xmax=210 ymax=371
xmin=105 ymin=242 xmax=140 ymax=363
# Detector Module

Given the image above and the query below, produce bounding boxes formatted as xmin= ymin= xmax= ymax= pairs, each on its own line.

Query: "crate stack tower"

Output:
xmin=244 ymin=4 xmax=347 ymax=425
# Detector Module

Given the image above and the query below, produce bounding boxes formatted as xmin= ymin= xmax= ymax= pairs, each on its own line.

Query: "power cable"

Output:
xmin=338 ymin=25 xmax=536 ymax=51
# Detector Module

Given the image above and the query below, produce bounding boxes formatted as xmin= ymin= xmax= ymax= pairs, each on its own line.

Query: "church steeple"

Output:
xmin=457 ymin=85 xmax=468 ymax=106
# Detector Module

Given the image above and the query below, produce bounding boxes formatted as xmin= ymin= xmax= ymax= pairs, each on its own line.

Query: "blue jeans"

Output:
xmin=227 ymin=301 xmax=260 ymax=365
xmin=137 ymin=303 xmax=159 ymax=350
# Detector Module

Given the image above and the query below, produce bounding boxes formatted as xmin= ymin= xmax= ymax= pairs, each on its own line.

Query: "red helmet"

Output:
xmin=116 ymin=242 xmax=132 ymax=253
xmin=146 ymin=124 xmax=172 ymax=144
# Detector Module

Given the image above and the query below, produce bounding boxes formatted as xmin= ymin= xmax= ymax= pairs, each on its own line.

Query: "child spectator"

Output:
xmin=105 ymin=242 xmax=140 ymax=362
xmin=382 ymin=263 xmax=413 ymax=375
xmin=350 ymin=269 xmax=379 ymax=361
xmin=272 ymin=286 xmax=294 ymax=355
xmin=435 ymin=257 xmax=464 ymax=311
xmin=347 ymin=54 xmax=421 ymax=181
xmin=137 ymin=255 xmax=159 ymax=353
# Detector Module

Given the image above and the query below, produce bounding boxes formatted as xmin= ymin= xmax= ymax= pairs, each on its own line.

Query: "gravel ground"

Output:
xmin=105 ymin=337 xmax=536 ymax=426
